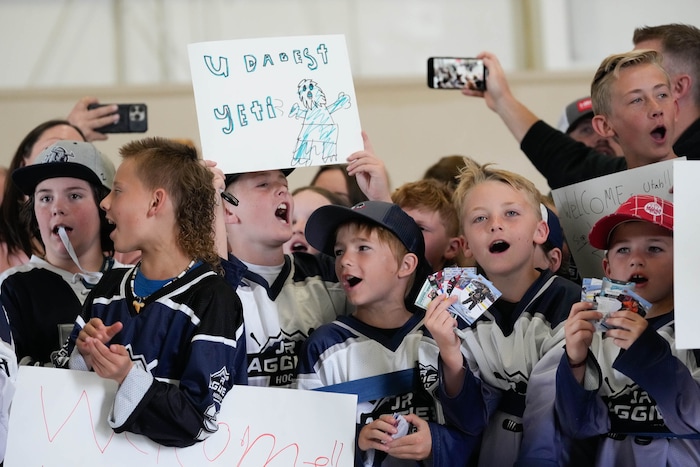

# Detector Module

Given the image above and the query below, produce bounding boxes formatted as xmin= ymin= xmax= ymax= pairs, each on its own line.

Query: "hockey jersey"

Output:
xmin=0 ymin=255 xmax=125 ymax=365
xmin=554 ymin=312 xmax=700 ymax=466
xmin=297 ymin=311 xmax=484 ymax=466
xmin=56 ymin=262 xmax=247 ymax=448
xmin=445 ymin=269 xmax=581 ymax=467
xmin=224 ymin=252 xmax=351 ymax=388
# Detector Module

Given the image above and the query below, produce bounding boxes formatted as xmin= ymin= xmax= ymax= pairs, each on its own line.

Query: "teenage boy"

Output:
xmin=554 ymin=195 xmax=699 ymax=465
xmin=1 ymin=140 xmax=122 ymax=366
xmin=434 ymin=158 xmax=581 ymax=466
xmin=221 ymin=133 xmax=392 ymax=388
xmin=391 ymin=178 xmax=467 ymax=271
xmin=589 ymin=49 xmax=678 ymax=169
xmin=297 ymin=201 xmax=483 ymax=466
xmin=59 ymin=137 xmax=247 ymax=447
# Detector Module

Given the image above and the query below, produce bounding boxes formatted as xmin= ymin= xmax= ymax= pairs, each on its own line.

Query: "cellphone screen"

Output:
xmin=428 ymin=58 xmax=486 ymax=90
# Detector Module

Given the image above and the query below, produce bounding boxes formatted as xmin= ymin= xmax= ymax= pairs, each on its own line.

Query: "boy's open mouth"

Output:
xmin=275 ymin=203 xmax=289 ymax=224
xmin=52 ymin=225 xmax=72 ymax=235
xmin=650 ymin=125 xmax=667 ymax=142
xmin=489 ymin=240 xmax=510 ymax=253
xmin=290 ymin=241 xmax=308 ymax=253
xmin=345 ymin=275 xmax=362 ymax=287
xmin=628 ymin=274 xmax=648 ymax=285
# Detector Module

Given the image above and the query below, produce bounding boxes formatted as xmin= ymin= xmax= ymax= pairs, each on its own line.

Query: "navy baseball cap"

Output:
xmin=305 ymin=201 xmax=434 ymax=305
xmin=543 ymin=206 xmax=564 ymax=250
xmin=225 ymin=168 xmax=294 ymax=187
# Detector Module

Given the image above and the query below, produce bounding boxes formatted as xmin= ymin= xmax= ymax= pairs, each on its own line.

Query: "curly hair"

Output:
xmin=119 ymin=137 xmax=219 ymax=271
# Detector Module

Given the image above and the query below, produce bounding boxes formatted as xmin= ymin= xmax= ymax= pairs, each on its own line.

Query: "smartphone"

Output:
xmin=427 ymin=57 xmax=487 ymax=91
xmin=87 ymin=103 xmax=148 ymax=133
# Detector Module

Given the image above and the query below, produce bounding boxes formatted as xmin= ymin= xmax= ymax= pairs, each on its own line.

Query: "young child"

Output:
xmin=221 ymin=136 xmax=391 ymax=388
xmin=283 ymin=185 xmax=348 ymax=255
xmin=590 ymin=49 xmax=678 ymax=169
xmin=296 ymin=200 xmax=483 ymax=466
xmin=436 ymin=158 xmax=582 ymax=466
xmin=0 ymin=140 xmax=122 ymax=366
xmin=391 ymin=178 xmax=468 ymax=271
xmin=57 ymin=137 xmax=246 ymax=447
xmin=554 ymin=195 xmax=699 ymax=465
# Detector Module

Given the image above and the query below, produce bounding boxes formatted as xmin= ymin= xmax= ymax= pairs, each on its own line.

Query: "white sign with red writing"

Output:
xmin=5 ymin=366 xmax=356 ymax=466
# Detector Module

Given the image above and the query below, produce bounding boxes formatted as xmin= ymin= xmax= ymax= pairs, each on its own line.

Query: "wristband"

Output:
xmin=568 ymin=358 xmax=586 ymax=368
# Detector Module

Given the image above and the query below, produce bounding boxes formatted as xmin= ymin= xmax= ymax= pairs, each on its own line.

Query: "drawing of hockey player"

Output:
xmin=289 ymin=78 xmax=351 ymax=166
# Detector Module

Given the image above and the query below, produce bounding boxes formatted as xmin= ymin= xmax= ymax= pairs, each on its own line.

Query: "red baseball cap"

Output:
xmin=588 ymin=195 xmax=673 ymax=250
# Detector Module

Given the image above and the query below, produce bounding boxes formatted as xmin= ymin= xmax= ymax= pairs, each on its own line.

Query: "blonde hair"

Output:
xmin=392 ymin=178 xmax=459 ymax=237
xmin=119 ymin=137 xmax=219 ymax=271
xmin=453 ymin=158 xmax=543 ymax=232
xmin=591 ymin=49 xmax=669 ymax=117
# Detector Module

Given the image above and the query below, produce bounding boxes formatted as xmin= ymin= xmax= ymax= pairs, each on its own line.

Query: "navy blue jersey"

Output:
xmin=55 ymin=262 xmax=247 ymax=447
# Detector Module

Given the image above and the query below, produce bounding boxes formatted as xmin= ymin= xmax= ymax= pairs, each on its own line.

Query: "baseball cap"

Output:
xmin=306 ymin=200 xmax=433 ymax=284
xmin=588 ymin=195 xmax=673 ymax=250
xmin=12 ymin=140 xmax=115 ymax=195
xmin=225 ymin=168 xmax=295 ymax=187
xmin=542 ymin=205 xmax=564 ymax=250
xmin=557 ymin=97 xmax=594 ymax=134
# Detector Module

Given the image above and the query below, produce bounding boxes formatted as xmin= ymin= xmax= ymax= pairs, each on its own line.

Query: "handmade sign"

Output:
xmin=188 ymin=34 xmax=363 ymax=174
xmin=5 ymin=366 xmax=357 ymax=466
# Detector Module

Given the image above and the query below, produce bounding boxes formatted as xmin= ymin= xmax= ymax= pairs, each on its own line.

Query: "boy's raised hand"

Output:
xmin=424 ymin=294 xmax=466 ymax=397
xmin=385 ymin=414 xmax=432 ymax=461
xmin=346 ymin=131 xmax=392 ymax=202
xmin=602 ymin=310 xmax=649 ymax=350
xmin=564 ymin=302 xmax=601 ymax=368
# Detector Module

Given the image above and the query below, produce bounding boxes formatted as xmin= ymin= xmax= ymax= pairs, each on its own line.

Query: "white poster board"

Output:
xmin=671 ymin=160 xmax=700 ymax=349
xmin=5 ymin=366 xmax=357 ymax=466
xmin=552 ymin=158 xmax=677 ymax=279
xmin=188 ymin=35 xmax=363 ymax=174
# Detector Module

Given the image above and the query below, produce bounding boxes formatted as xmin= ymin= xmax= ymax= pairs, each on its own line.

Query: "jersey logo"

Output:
xmin=209 ymin=366 xmax=230 ymax=404
xmin=247 ymin=331 xmax=306 ymax=387
xmin=419 ymin=363 xmax=439 ymax=392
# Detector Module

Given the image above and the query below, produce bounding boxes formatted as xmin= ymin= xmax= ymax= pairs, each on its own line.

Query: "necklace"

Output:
xmin=130 ymin=260 xmax=196 ymax=313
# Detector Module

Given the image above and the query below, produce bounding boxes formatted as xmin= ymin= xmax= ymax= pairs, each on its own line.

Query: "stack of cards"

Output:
xmin=415 ymin=267 xmax=501 ymax=325
xmin=581 ymin=277 xmax=651 ymax=331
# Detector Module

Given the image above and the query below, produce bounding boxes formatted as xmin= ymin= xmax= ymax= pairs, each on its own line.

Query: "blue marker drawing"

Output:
xmin=288 ymin=79 xmax=351 ymax=166
xmin=204 ymin=55 xmax=229 ymax=77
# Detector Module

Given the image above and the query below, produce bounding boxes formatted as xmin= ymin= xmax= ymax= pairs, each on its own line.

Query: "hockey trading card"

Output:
xmin=448 ymin=273 xmax=501 ymax=325
xmin=414 ymin=267 xmax=479 ymax=311
xmin=581 ymin=277 xmax=651 ymax=331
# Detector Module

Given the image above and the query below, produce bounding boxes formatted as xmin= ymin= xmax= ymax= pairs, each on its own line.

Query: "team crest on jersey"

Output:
xmin=248 ymin=331 xmax=305 ymax=387
xmin=419 ymin=363 xmax=439 ymax=392
xmin=602 ymin=385 xmax=669 ymax=434
xmin=209 ymin=366 xmax=230 ymax=404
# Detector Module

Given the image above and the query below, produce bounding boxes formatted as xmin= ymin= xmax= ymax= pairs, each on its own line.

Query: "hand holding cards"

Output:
xmin=581 ymin=278 xmax=651 ymax=331
xmin=415 ymin=267 xmax=501 ymax=325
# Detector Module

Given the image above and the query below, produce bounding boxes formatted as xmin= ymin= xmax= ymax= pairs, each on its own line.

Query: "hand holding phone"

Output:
xmin=87 ymin=103 xmax=148 ymax=133
xmin=428 ymin=57 xmax=487 ymax=91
